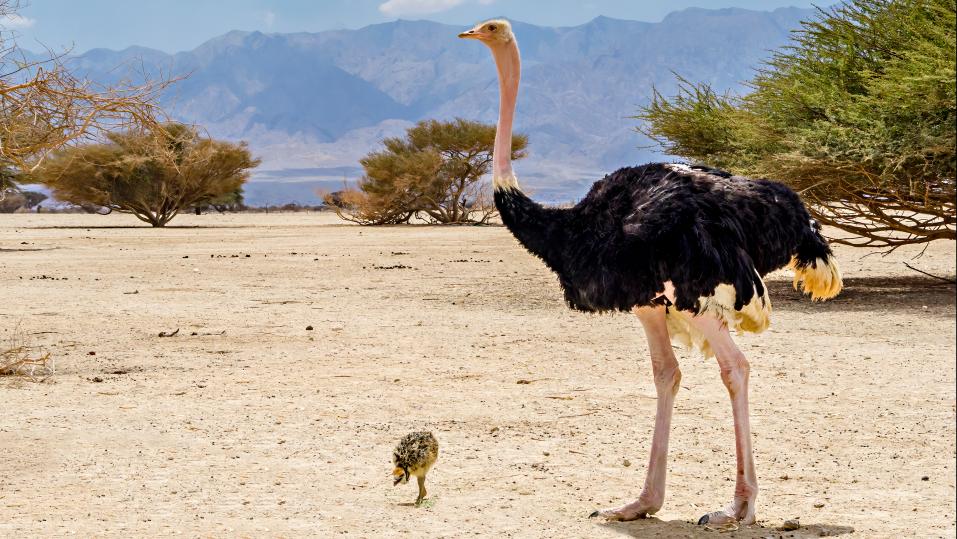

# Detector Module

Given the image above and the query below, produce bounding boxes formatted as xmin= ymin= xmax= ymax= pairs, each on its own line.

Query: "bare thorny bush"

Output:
xmin=0 ymin=0 xmax=170 ymax=193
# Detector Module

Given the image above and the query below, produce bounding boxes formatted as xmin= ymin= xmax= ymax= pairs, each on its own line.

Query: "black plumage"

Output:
xmin=494 ymin=163 xmax=834 ymax=315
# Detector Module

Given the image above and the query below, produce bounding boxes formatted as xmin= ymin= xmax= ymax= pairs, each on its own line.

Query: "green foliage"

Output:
xmin=637 ymin=0 xmax=956 ymax=247
xmin=31 ymin=124 xmax=259 ymax=227
xmin=329 ymin=118 xmax=528 ymax=225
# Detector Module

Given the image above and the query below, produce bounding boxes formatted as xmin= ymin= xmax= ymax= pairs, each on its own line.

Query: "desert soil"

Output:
xmin=1 ymin=212 xmax=954 ymax=538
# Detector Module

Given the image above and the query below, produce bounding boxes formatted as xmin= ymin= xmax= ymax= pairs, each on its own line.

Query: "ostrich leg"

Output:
xmin=594 ymin=306 xmax=681 ymax=521
xmin=689 ymin=315 xmax=758 ymax=526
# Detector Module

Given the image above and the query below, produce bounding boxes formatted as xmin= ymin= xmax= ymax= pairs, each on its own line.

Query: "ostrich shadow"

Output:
xmin=766 ymin=274 xmax=955 ymax=314
xmin=599 ymin=516 xmax=854 ymax=538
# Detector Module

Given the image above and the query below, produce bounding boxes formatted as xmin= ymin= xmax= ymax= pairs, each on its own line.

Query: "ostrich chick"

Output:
xmin=392 ymin=431 xmax=439 ymax=505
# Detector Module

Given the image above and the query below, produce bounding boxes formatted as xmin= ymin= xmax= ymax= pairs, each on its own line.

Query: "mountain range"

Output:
xmin=64 ymin=7 xmax=815 ymax=205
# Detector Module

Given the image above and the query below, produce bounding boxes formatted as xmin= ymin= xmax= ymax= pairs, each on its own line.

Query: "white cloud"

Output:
xmin=263 ymin=10 xmax=277 ymax=29
xmin=378 ymin=0 xmax=464 ymax=16
xmin=3 ymin=13 xmax=36 ymax=28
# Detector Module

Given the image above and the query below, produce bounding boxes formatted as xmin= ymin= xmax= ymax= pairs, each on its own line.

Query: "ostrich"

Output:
xmin=459 ymin=19 xmax=842 ymax=526
xmin=392 ymin=431 xmax=439 ymax=505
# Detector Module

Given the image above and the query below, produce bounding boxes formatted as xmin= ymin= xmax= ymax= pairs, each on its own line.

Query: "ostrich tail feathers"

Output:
xmin=790 ymin=255 xmax=843 ymax=301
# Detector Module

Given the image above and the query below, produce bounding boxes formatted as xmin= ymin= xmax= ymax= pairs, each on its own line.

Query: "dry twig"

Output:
xmin=1 ymin=325 xmax=54 ymax=381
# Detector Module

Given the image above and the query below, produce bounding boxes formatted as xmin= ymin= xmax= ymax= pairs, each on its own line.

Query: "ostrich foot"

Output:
xmin=697 ymin=497 xmax=756 ymax=527
xmin=589 ymin=497 xmax=661 ymax=521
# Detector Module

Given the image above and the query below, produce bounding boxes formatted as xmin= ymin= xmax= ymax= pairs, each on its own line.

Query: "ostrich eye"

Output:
xmin=488 ymin=24 xmax=497 ymax=31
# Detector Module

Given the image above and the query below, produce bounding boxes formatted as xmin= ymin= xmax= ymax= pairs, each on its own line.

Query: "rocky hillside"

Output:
xmin=67 ymin=7 xmax=814 ymax=204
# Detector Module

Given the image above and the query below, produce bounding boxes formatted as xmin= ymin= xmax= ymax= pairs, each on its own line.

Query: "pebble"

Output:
xmin=781 ymin=518 xmax=800 ymax=531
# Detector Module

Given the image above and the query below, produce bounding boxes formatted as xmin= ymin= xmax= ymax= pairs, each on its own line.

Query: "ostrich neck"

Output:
xmin=491 ymin=40 xmax=520 ymax=191
xmin=488 ymin=35 xmax=567 ymax=273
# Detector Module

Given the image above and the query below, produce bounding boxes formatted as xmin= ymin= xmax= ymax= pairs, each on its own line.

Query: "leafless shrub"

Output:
xmin=1 ymin=325 xmax=54 ymax=381
xmin=1 ymin=0 xmax=171 ymax=178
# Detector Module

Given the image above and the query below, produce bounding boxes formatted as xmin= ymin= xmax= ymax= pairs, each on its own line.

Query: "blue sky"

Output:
xmin=7 ymin=0 xmax=818 ymax=54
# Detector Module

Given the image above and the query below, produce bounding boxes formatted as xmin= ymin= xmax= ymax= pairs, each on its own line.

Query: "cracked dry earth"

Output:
xmin=1 ymin=212 xmax=954 ymax=538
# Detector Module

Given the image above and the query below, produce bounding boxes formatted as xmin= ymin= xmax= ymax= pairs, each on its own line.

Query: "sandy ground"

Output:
xmin=0 ymin=212 xmax=954 ymax=538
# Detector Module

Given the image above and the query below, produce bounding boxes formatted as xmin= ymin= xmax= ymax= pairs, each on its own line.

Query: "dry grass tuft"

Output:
xmin=1 ymin=326 xmax=54 ymax=381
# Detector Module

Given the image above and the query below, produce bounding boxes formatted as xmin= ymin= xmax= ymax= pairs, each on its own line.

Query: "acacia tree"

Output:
xmin=637 ymin=0 xmax=955 ymax=248
xmin=32 ymin=123 xmax=259 ymax=226
xmin=326 ymin=118 xmax=528 ymax=224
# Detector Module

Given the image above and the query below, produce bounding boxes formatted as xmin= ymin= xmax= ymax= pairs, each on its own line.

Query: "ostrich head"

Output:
xmin=392 ymin=465 xmax=409 ymax=486
xmin=458 ymin=19 xmax=514 ymax=46
xmin=458 ymin=18 xmax=521 ymax=191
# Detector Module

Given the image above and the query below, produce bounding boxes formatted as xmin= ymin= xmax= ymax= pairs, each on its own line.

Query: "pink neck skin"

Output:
xmin=489 ymin=38 xmax=521 ymax=191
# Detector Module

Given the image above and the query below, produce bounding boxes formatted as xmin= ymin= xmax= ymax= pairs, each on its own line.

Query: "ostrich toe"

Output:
xmin=588 ymin=499 xmax=659 ymax=521
xmin=697 ymin=498 xmax=756 ymax=527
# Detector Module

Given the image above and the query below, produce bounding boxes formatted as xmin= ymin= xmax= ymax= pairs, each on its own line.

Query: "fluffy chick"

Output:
xmin=392 ymin=431 xmax=439 ymax=505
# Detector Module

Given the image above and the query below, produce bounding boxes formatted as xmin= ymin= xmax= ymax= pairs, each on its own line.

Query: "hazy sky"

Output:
xmin=6 ymin=0 xmax=819 ymax=54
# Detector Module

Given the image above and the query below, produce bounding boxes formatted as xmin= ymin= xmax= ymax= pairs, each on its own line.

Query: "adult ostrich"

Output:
xmin=459 ymin=19 xmax=842 ymax=526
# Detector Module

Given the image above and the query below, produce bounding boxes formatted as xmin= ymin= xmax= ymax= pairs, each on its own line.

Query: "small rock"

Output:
xmin=780 ymin=474 xmax=789 ymax=480
xmin=516 ymin=379 xmax=532 ymax=384
xmin=543 ymin=451 xmax=550 ymax=456
xmin=813 ymin=502 xmax=825 ymax=508
xmin=92 ymin=377 xmax=103 ymax=383
xmin=921 ymin=476 xmax=929 ymax=481
xmin=489 ymin=426 xmax=499 ymax=434
xmin=781 ymin=518 xmax=800 ymax=531
xmin=622 ymin=459 xmax=631 ymax=467
xmin=305 ymin=325 xmax=314 ymax=331
xmin=88 ymin=351 xmax=96 ymax=356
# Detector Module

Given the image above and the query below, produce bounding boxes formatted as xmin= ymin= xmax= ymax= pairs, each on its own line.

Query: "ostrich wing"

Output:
xmin=618 ymin=166 xmax=766 ymax=315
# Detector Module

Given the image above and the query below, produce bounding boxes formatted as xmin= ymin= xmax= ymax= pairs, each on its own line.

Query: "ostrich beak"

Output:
xmin=458 ymin=29 xmax=478 ymax=39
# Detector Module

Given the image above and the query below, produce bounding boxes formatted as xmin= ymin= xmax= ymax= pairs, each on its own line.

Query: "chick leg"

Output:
xmin=415 ymin=475 xmax=427 ymax=505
